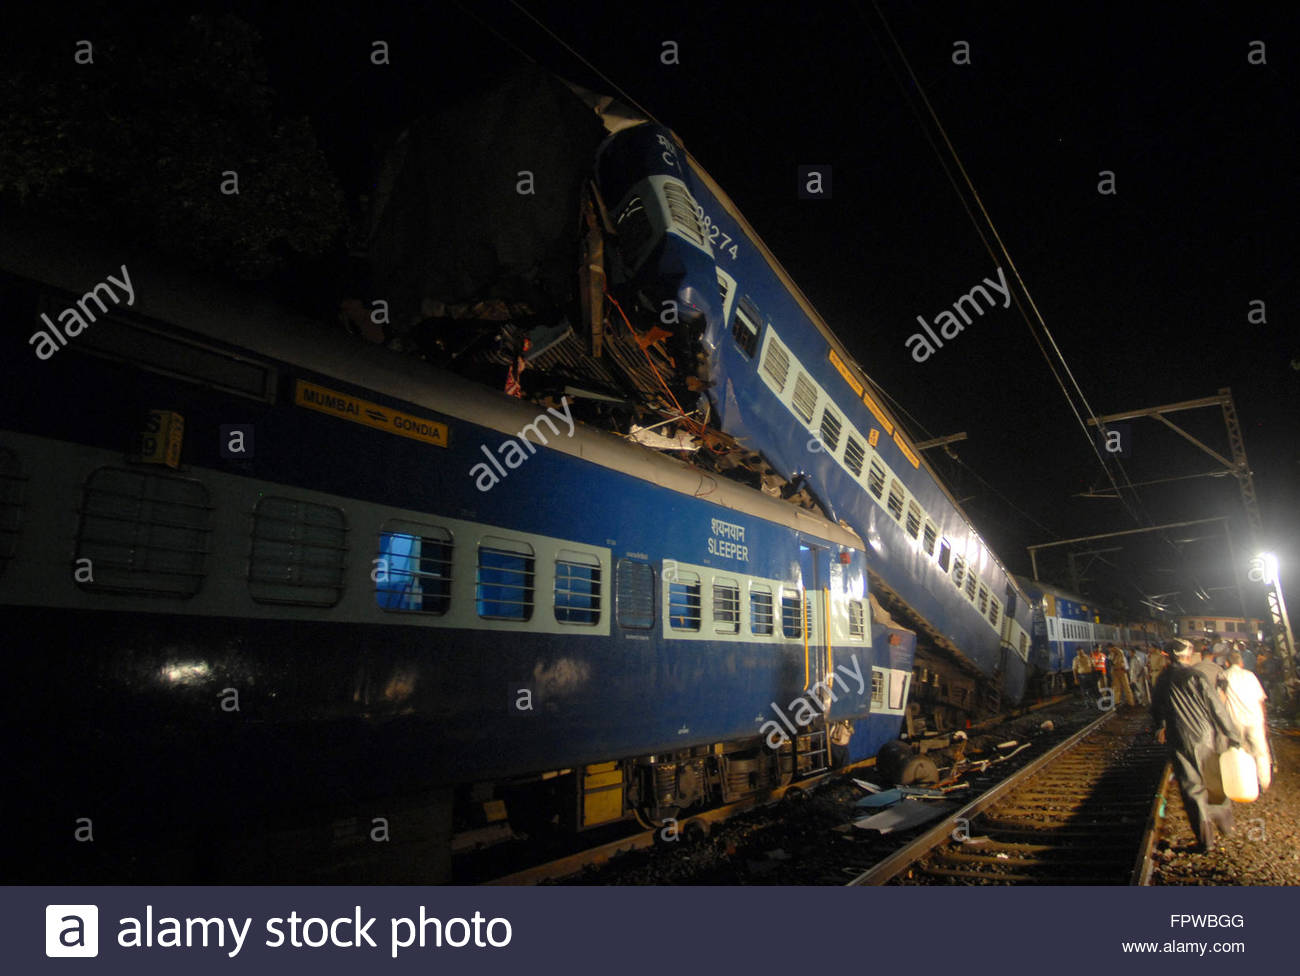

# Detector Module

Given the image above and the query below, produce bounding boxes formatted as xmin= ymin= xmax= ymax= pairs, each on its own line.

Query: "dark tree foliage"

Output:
xmin=0 ymin=9 xmax=344 ymax=280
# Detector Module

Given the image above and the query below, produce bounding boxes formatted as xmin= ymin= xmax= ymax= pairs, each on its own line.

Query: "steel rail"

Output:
xmin=845 ymin=708 xmax=1116 ymax=886
xmin=484 ymin=694 xmax=1074 ymax=885
xmin=1131 ymin=761 xmax=1173 ymax=886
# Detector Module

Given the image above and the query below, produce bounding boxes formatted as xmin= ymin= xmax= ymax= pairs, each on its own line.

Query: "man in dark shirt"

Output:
xmin=1150 ymin=639 xmax=1242 ymax=852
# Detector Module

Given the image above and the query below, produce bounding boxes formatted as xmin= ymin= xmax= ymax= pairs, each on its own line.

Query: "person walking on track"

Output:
xmin=1151 ymin=639 xmax=1242 ymax=853
xmin=1218 ymin=651 xmax=1272 ymax=792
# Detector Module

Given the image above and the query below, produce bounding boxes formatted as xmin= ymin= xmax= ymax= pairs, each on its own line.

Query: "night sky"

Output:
xmin=11 ymin=1 xmax=1300 ymax=623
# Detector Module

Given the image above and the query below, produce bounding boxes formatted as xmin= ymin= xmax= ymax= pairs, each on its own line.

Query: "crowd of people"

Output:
xmin=1071 ymin=633 xmax=1283 ymax=853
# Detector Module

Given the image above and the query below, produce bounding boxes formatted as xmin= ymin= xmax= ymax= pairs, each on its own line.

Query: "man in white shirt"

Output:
xmin=1218 ymin=651 xmax=1272 ymax=792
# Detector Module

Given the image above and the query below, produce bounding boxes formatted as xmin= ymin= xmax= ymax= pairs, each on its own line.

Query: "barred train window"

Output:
xmin=248 ymin=496 xmax=346 ymax=606
xmin=750 ymin=585 xmax=774 ymax=636
xmin=843 ymin=437 xmax=865 ymax=477
xmin=819 ymin=407 xmax=842 ymax=453
xmin=615 ymin=559 xmax=654 ymax=629
xmin=476 ymin=537 xmax=535 ymax=620
xmin=668 ymin=571 xmax=702 ymax=631
xmin=965 ymin=570 xmax=977 ymax=601
xmin=781 ymin=588 xmax=804 ymax=639
xmin=713 ymin=578 xmax=740 ymax=634
xmin=952 ymin=555 xmax=966 ymax=590
xmin=555 ymin=550 xmax=601 ymax=625
xmin=989 ymin=598 xmax=1001 ymax=629
xmin=375 ymin=520 xmax=452 ymax=614
xmin=0 ymin=447 xmax=28 ymax=578
xmin=886 ymin=480 xmax=904 ymax=521
xmin=922 ymin=521 xmax=938 ymax=557
xmin=905 ymin=501 xmax=922 ymax=539
xmin=978 ymin=584 xmax=989 ymax=615
xmin=871 ymin=670 xmax=885 ymax=708
xmin=848 ymin=599 xmax=865 ymax=639
xmin=661 ymin=180 xmax=707 ymax=248
xmin=867 ymin=459 xmax=886 ymax=500
xmin=791 ymin=374 xmax=817 ymax=423
xmin=77 ymin=467 xmax=211 ymax=598
xmin=761 ymin=339 xmax=790 ymax=392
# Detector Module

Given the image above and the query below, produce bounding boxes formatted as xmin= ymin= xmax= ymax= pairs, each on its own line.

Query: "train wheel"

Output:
xmin=897 ymin=754 xmax=940 ymax=787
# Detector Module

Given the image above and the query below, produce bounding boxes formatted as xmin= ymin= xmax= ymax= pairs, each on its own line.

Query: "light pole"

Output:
xmin=1253 ymin=552 xmax=1296 ymax=679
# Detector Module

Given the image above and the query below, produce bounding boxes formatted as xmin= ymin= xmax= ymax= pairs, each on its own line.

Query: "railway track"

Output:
xmin=848 ymin=709 xmax=1168 ymax=885
xmin=484 ymin=696 xmax=1079 ymax=884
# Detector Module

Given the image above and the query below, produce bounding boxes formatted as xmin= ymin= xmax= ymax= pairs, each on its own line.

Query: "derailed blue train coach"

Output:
xmin=593 ymin=117 xmax=1034 ymax=729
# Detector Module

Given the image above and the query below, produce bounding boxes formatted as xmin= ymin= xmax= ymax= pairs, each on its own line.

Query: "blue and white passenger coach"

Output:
xmin=594 ymin=119 xmax=1033 ymax=723
xmin=0 ymin=230 xmax=917 ymax=878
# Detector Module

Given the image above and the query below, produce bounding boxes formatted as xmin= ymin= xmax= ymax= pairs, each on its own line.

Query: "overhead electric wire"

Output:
xmin=861 ymin=2 xmax=1149 ymax=531
xmin=507 ymin=0 xmax=664 ymax=126
xmin=860 ymin=2 xmax=1214 ymax=610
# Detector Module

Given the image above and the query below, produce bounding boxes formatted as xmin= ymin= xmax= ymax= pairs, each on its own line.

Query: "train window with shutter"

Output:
xmin=733 ymin=296 xmax=761 ymax=358
xmin=1020 ymin=632 xmax=1029 ymax=656
xmin=781 ymin=588 xmax=803 ymax=639
xmin=713 ymin=578 xmax=741 ymax=634
xmin=661 ymin=179 xmax=708 ymax=248
xmin=375 ymin=519 xmax=452 ymax=614
xmin=476 ymin=538 xmax=535 ymax=620
xmin=791 ymin=373 xmax=817 ymax=423
xmin=886 ymin=480 xmax=905 ymax=521
xmin=965 ymin=570 xmax=977 ymax=601
xmin=818 ymin=406 xmax=842 ymax=453
xmin=616 ymin=559 xmax=654 ymax=629
xmin=77 ymin=466 xmax=212 ymax=598
xmin=668 ymin=570 xmax=702 ymax=631
xmin=989 ymin=597 xmax=1001 ymax=629
xmin=937 ymin=538 xmax=952 ymax=572
xmin=905 ymin=501 xmax=922 ymax=539
xmin=977 ymin=583 xmax=989 ymax=615
xmin=762 ymin=339 xmax=790 ymax=392
xmin=555 ymin=550 xmax=602 ymax=625
xmin=867 ymin=459 xmax=886 ymax=500
xmin=922 ymin=521 xmax=938 ymax=557
xmin=248 ymin=495 xmax=345 ymax=606
xmin=843 ymin=436 xmax=865 ymax=477
xmin=871 ymin=669 xmax=886 ymax=708
xmin=750 ymin=584 xmax=775 ymax=635
xmin=848 ymin=599 xmax=865 ymax=639
xmin=0 ymin=447 xmax=28 ymax=578
xmin=952 ymin=555 xmax=966 ymax=590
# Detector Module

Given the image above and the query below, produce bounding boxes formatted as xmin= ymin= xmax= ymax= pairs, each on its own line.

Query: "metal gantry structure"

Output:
xmin=1082 ymin=388 xmax=1295 ymax=672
